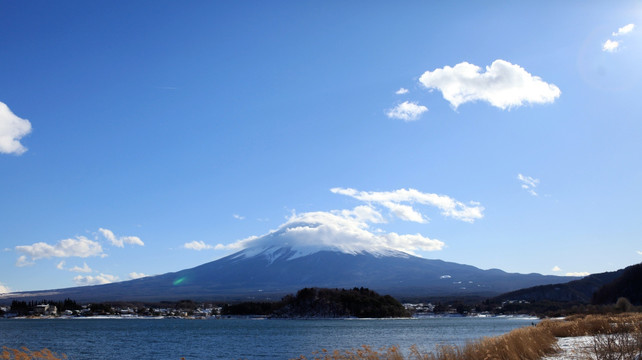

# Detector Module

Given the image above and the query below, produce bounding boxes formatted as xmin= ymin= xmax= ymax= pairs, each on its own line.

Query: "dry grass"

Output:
xmin=590 ymin=331 xmax=642 ymax=360
xmin=539 ymin=313 xmax=642 ymax=338
xmin=0 ymin=347 xmax=66 ymax=360
xmin=580 ymin=313 xmax=642 ymax=360
xmin=292 ymin=345 xmax=405 ymax=360
xmin=423 ymin=325 xmax=558 ymax=360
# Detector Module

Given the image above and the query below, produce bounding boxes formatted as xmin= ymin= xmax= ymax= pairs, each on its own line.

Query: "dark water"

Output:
xmin=0 ymin=317 xmax=537 ymax=359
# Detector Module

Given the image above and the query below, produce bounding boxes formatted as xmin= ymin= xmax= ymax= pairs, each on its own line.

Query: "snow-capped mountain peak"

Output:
xmin=232 ymin=218 xmax=411 ymax=263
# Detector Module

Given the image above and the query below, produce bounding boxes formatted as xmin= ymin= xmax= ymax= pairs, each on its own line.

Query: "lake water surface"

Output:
xmin=0 ymin=317 xmax=537 ymax=359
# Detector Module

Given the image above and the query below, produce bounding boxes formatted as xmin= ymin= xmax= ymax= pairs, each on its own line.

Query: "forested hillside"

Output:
xmin=592 ymin=263 xmax=642 ymax=305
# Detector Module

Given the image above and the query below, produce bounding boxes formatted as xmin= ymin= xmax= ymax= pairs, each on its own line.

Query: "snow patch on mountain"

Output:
xmin=231 ymin=210 xmax=421 ymax=262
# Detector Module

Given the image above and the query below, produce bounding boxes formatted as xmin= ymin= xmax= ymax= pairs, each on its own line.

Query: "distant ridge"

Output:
xmin=493 ymin=264 xmax=642 ymax=304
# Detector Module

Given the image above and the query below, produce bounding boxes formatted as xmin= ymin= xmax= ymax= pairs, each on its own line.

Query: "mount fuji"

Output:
xmin=3 ymin=219 xmax=577 ymax=303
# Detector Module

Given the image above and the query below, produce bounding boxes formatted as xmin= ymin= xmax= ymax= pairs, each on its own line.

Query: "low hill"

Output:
xmin=274 ymin=287 xmax=409 ymax=318
xmin=223 ymin=287 xmax=410 ymax=318
xmin=592 ymin=263 xmax=642 ymax=305
xmin=493 ymin=268 xmax=626 ymax=303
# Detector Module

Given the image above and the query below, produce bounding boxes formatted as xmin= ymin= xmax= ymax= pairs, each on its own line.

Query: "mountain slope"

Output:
xmin=592 ymin=262 xmax=642 ymax=305
xmin=493 ymin=267 xmax=627 ymax=303
xmin=2 ymin=246 xmax=576 ymax=303
xmin=1 ymin=220 xmax=578 ymax=303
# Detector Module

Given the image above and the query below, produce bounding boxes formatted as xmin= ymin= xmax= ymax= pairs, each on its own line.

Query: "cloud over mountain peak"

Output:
xmin=210 ymin=187 xmax=482 ymax=260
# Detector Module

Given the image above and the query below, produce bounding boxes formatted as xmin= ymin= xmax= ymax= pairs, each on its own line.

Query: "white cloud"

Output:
xmin=382 ymin=232 xmax=444 ymax=252
xmin=98 ymin=228 xmax=144 ymax=248
xmin=386 ymin=101 xmax=428 ymax=121
xmin=517 ymin=173 xmax=540 ymax=196
xmin=214 ymin=236 xmax=257 ymax=251
xmin=183 ymin=240 xmax=215 ymax=251
xmin=331 ymin=187 xmax=484 ymax=223
xmin=552 ymin=265 xmax=561 ymax=272
xmin=56 ymin=261 xmax=66 ymax=270
xmin=0 ymin=101 xmax=32 ymax=155
xmin=0 ymin=282 xmax=11 ymax=294
xmin=637 ymin=250 xmax=642 ymax=255
xmin=395 ymin=87 xmax=409 ymax=95
xmin=16 ymin=255 xmax=33 ymax=267
xmin=382 ymin=201 xmax=427 ymax=223
xmin=613 ymin=23 xmax=635 ymax=36
xmin=338 ymin=205 xmax=385 ymax=224
xmin=220 ymin=209 xmax=445 ymax=257
xmin=213 ymin=187 xmax=482 ymax=258
xmin=233 ymin=214 xmax=245 ymax=220
xmin=418 ymin=59 xmax=561 ymax=110
xmin=566 ymin=272 xmax=590 ymax=277
xmin=128 ymin=272 xmax=148 ymax=279
xmin=69 ymin=262 xmax=92 ymax=273
xmin=602 ymin=39 xmax=620 ymax=52
xmin=603 ymin=24 xmax=635 ymax=52
xmin=74 ymin=273 xmax=119 ymax=286
xmin=15 ymin=236 xmax=104 ymax=262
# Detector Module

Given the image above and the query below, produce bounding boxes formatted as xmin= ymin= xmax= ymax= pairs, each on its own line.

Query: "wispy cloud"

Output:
xmin=98 ymin=228 xmax=144 ymax=248
xmin=637 ymin=250 xmax=642 ymax=255
xmin=566 ymin=272 xmax=590 ymax=277
xmin=0 ymin=101 xmax=32 ymax=155
xmin=56 ymin=261 xmax=66 ymax=270
xmin=69 ymin=262 xmax=92 ymax=273
xmin=0 ymin=282 xmax=11 ymax=294
xmin=517 ymin=173 xmax=539 ymax=196
xmin=338 ymin=205 xmax=386 ymax=224
xmin=331 ymin=187 xmax=484 ymax=223
xmin=183 ymin=240 xmax=216 ymax=251
xmin=602 ymin=39 xmax=620 ymax=52
xmin=419 ymin=60 xmax=561 ymax=110
xmin=395 ymin=87 xmax=409 ymax=95
xmin=233 ymin=214 xmax=245 ymax=220
xmin=386 ymin=101 xmax=428 ymax=121
xmin=552 ymin=265 xmax=561 ymax=272
xmin=603 ymin=23 xmax=635 ymax=52
xmin=16 ymin=256 xmax=34 ymax=267
xmin=613 ymin=23 xmax=635 ymax=36
xmin=128 ymin=272 xmax=148 ymax=280
xmin=74 ymin=273 xmax=118 ymax=286
xmin=15 ymin=236 xmax=104 ymax=264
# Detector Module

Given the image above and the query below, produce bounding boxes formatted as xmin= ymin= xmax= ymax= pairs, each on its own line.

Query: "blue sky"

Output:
xmin=2 ymin=1 xmax=642 ymax=293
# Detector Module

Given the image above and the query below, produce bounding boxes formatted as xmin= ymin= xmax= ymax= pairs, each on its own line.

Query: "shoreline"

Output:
xmin=1 ymin=313 xmax=540 ymax=321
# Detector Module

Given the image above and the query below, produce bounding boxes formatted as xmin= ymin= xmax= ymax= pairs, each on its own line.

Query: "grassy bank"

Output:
xmin=540 ymin=313 xmax=642 ymax=359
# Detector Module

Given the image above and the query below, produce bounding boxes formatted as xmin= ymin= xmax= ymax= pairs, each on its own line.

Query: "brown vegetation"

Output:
xmin=541 ymin=313 xmax=642 ymax=359
xmin=1 ymin=347 xmax=66 ymax=360
xmin=539 ymin=312 xmax=642 ymax=338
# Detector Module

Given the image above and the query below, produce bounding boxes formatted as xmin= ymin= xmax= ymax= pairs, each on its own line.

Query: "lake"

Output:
xmin=0 ymin=316 xmax=538 ymax=359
